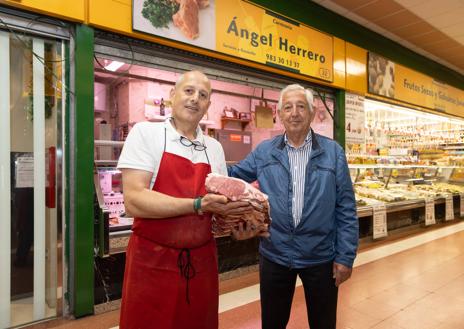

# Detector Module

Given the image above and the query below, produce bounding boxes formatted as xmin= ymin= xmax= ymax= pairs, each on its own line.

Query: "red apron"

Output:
xmin=120 ymin=148 xmax=218 ymax=329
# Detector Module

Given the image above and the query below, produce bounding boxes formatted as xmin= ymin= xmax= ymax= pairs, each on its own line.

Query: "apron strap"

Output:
xmin=164 ymin=126 xmax=167 ymax=153
xmin=204 ymin=148 xmax=210 ymax=165
xmin=177 ymin=248 xmax=196 ymax=304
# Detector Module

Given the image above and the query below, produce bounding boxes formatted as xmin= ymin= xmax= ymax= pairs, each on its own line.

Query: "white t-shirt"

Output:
xmin=117 ymin=119 xmax=227 ymax=189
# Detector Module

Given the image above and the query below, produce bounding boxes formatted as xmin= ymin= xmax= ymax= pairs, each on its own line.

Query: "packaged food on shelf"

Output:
xmin=423 ymin=182 xmax=464 ymax=194
xmin=355 ymin=186 xmax=406 ymax=202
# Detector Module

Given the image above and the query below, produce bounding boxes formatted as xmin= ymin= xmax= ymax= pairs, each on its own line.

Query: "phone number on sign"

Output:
xmin=266 ymin=54 xmax=300 ymax=69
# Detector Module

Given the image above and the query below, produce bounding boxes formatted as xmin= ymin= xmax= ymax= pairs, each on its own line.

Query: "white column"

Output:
xmin=46 ymin=208 xmax=57 ymax=309
xmin=33 ymin=38 xmax=46 ymax=320
xmin=60 ymin=43 xmax=67 ymax=310
xmin=0 ymin=30 xmax=11 ymax=329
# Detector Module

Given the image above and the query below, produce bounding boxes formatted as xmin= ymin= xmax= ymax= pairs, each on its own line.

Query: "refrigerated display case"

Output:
xmin=94 ymin=141 xmax=133 ymax=257
xmin=347 ymin=99 xmax=464 ymax=240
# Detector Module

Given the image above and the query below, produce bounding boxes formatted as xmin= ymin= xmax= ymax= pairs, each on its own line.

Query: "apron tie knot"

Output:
xmin=177 ymin=248 xmax=196 ymax=304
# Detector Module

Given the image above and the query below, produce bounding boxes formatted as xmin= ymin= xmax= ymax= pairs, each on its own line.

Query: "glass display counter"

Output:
xmin=348 ymin=159 xmax=464 ymax=239
xmin=346 ymin=99 xmax=464 ymax=239
xmin=94 ymin=140 xmax=133 ymax=257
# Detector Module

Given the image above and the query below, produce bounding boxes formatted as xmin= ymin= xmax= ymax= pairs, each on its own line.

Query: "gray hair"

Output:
xmin=277 ymin=84 xmax=314 ymax=113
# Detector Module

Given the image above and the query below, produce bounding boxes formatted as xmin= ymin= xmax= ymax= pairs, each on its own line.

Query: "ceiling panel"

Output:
xmin=406 ymin=0 xmax=463 ymax=19
xmin=421 ymin=38 xmax=462 ymax=50
xmin=443 ymin=52 xmax=464 ymax=61
xmin=425 ymin=47 xmax=461 ymax=61
xmin=395 ymin=0 xmax=424 ymax=8
xmin=392 ymin=21 xmax=434 ymax=36
xmin=426 ymin=9 xmax=464 ymax=28
xmin=315 ymin=0 xmax=464 ymax=75
xmin=314 ymin=0 xmax=350 ymax=14
xmin=328 ymin=0 xmax=373 ymax=10
xmin=441 ymin=23 xmax=464 ymax=37
xmin=455 ymin=35 xmax=464 ymax=43
xmin=374 ymin=11 xmax=421 ymax=31
xmin=354 ymin=1 xmax=404 ymax=20
xmin=408 ymin=31 xmax=452 ymax=46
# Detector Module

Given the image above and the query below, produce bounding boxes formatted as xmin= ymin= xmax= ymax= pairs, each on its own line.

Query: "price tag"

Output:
xmin=425 ymin=197 xmax=435 ymax=226
xmin=445 ymin=195 xmax=454 ymax=221
xmin=460 ymin=193 xmax=464 ymax=217
xmin=373 ymin=203 xmax=387 ymax=239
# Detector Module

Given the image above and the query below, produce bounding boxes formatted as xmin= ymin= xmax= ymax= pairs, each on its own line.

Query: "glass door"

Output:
xmin=0 ymin=29 xmax=64 ymax=327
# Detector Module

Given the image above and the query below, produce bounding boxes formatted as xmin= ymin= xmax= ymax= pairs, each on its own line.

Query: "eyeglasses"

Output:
xmin=180 ymin=136 xmax=207 ymax=151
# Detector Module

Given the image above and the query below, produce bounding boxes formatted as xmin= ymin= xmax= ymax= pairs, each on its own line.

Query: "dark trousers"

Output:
xmin=259 ymin=256 xmax=338 ymax=329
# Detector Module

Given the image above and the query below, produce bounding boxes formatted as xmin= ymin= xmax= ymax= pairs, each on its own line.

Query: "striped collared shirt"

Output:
xmin=284 ymin=130 xmax=312 ymax=227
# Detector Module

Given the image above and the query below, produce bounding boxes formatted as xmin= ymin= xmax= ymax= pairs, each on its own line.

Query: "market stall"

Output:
xmin=346 ymin=98 xmax=464 ymax=240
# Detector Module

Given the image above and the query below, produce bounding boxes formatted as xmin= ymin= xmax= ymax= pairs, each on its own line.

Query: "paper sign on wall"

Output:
xmin=255 ymin=106 xmax=274 ymax=128
xmin=15 ymin=155 xmax=34 ymax=188
xmin=345 ymin=93 xmax=365 ymax=145
xmin=229 ymin=134 xmax=242 ymax=142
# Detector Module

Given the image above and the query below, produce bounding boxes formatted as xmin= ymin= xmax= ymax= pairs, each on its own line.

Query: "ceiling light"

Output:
xmin=104 ymin=61 xmax=124 ymax=72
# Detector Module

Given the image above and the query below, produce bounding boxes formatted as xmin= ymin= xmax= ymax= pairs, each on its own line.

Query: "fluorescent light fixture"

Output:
xmin=104 ymin=61 xmax=124 ymax=72
xmin=364 ymin=99 xmax=464 ymax=128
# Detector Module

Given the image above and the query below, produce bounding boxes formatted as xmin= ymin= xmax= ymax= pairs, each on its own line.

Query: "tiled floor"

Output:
xmin=219 ymin=225 xmax=464 ymax=329
xmin=10 ymin=297 xmax=57 ymax=327
xmin=24 ymin=223 xmax=464 ymax=329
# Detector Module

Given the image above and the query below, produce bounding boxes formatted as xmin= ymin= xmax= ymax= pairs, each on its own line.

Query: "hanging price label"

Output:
xmin=373 ymin=203 xmax=387 ymax=239
xmin=425 ymin=197 xmax=435 ymax=226
xmin=445 ymin=194 xmax=454 ymax=221
xmin=460 ymin=193 xmax=464 ymax=217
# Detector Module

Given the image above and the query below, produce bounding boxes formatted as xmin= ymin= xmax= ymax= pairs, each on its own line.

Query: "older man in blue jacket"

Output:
xmin=229 ymin=84 xmax=359 ymax=329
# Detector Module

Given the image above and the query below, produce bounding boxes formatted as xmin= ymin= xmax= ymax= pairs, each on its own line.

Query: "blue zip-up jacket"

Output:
xmin=228 ymin=131 xmax=359 ymax=268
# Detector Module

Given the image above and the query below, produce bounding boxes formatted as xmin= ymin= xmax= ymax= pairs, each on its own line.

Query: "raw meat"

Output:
xmin=109 ymin=217 xmax=119 ymax=226
xmin=195 ymin=0 xmax=209 ymax=9
xmin=173 ymin=0 xmax=209 ymax=9
xmin=205 ymin=173 xmax=271 ymax=237
xmin=172 ymin=0 xmax=199 ymax=39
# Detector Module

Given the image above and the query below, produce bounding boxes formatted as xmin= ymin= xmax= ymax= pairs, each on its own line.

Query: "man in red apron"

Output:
xmin=117 ymin=70 xmax=252 ymax=329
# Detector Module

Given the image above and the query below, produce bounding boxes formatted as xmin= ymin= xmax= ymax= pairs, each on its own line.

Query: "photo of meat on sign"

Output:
xmin=368 ymin=52 xmax=395 ymax=98
xmin=133 ymin=0 xmax=216 ymax=50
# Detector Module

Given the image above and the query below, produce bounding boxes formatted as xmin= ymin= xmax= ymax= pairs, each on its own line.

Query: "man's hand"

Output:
xmin=231 ymin=219 xmax=270 ymax=240
xmin=201 ymin=193 xmax=252 ymax=216
xmin=333 ymin=262 xmax=352 ymax=287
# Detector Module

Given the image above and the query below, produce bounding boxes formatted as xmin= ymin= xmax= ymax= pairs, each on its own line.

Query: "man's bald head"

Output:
xmin=170 ymin=70 xmax=212 ymax=129
xmin=175 ymin=70 xmax=211 ymax=94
